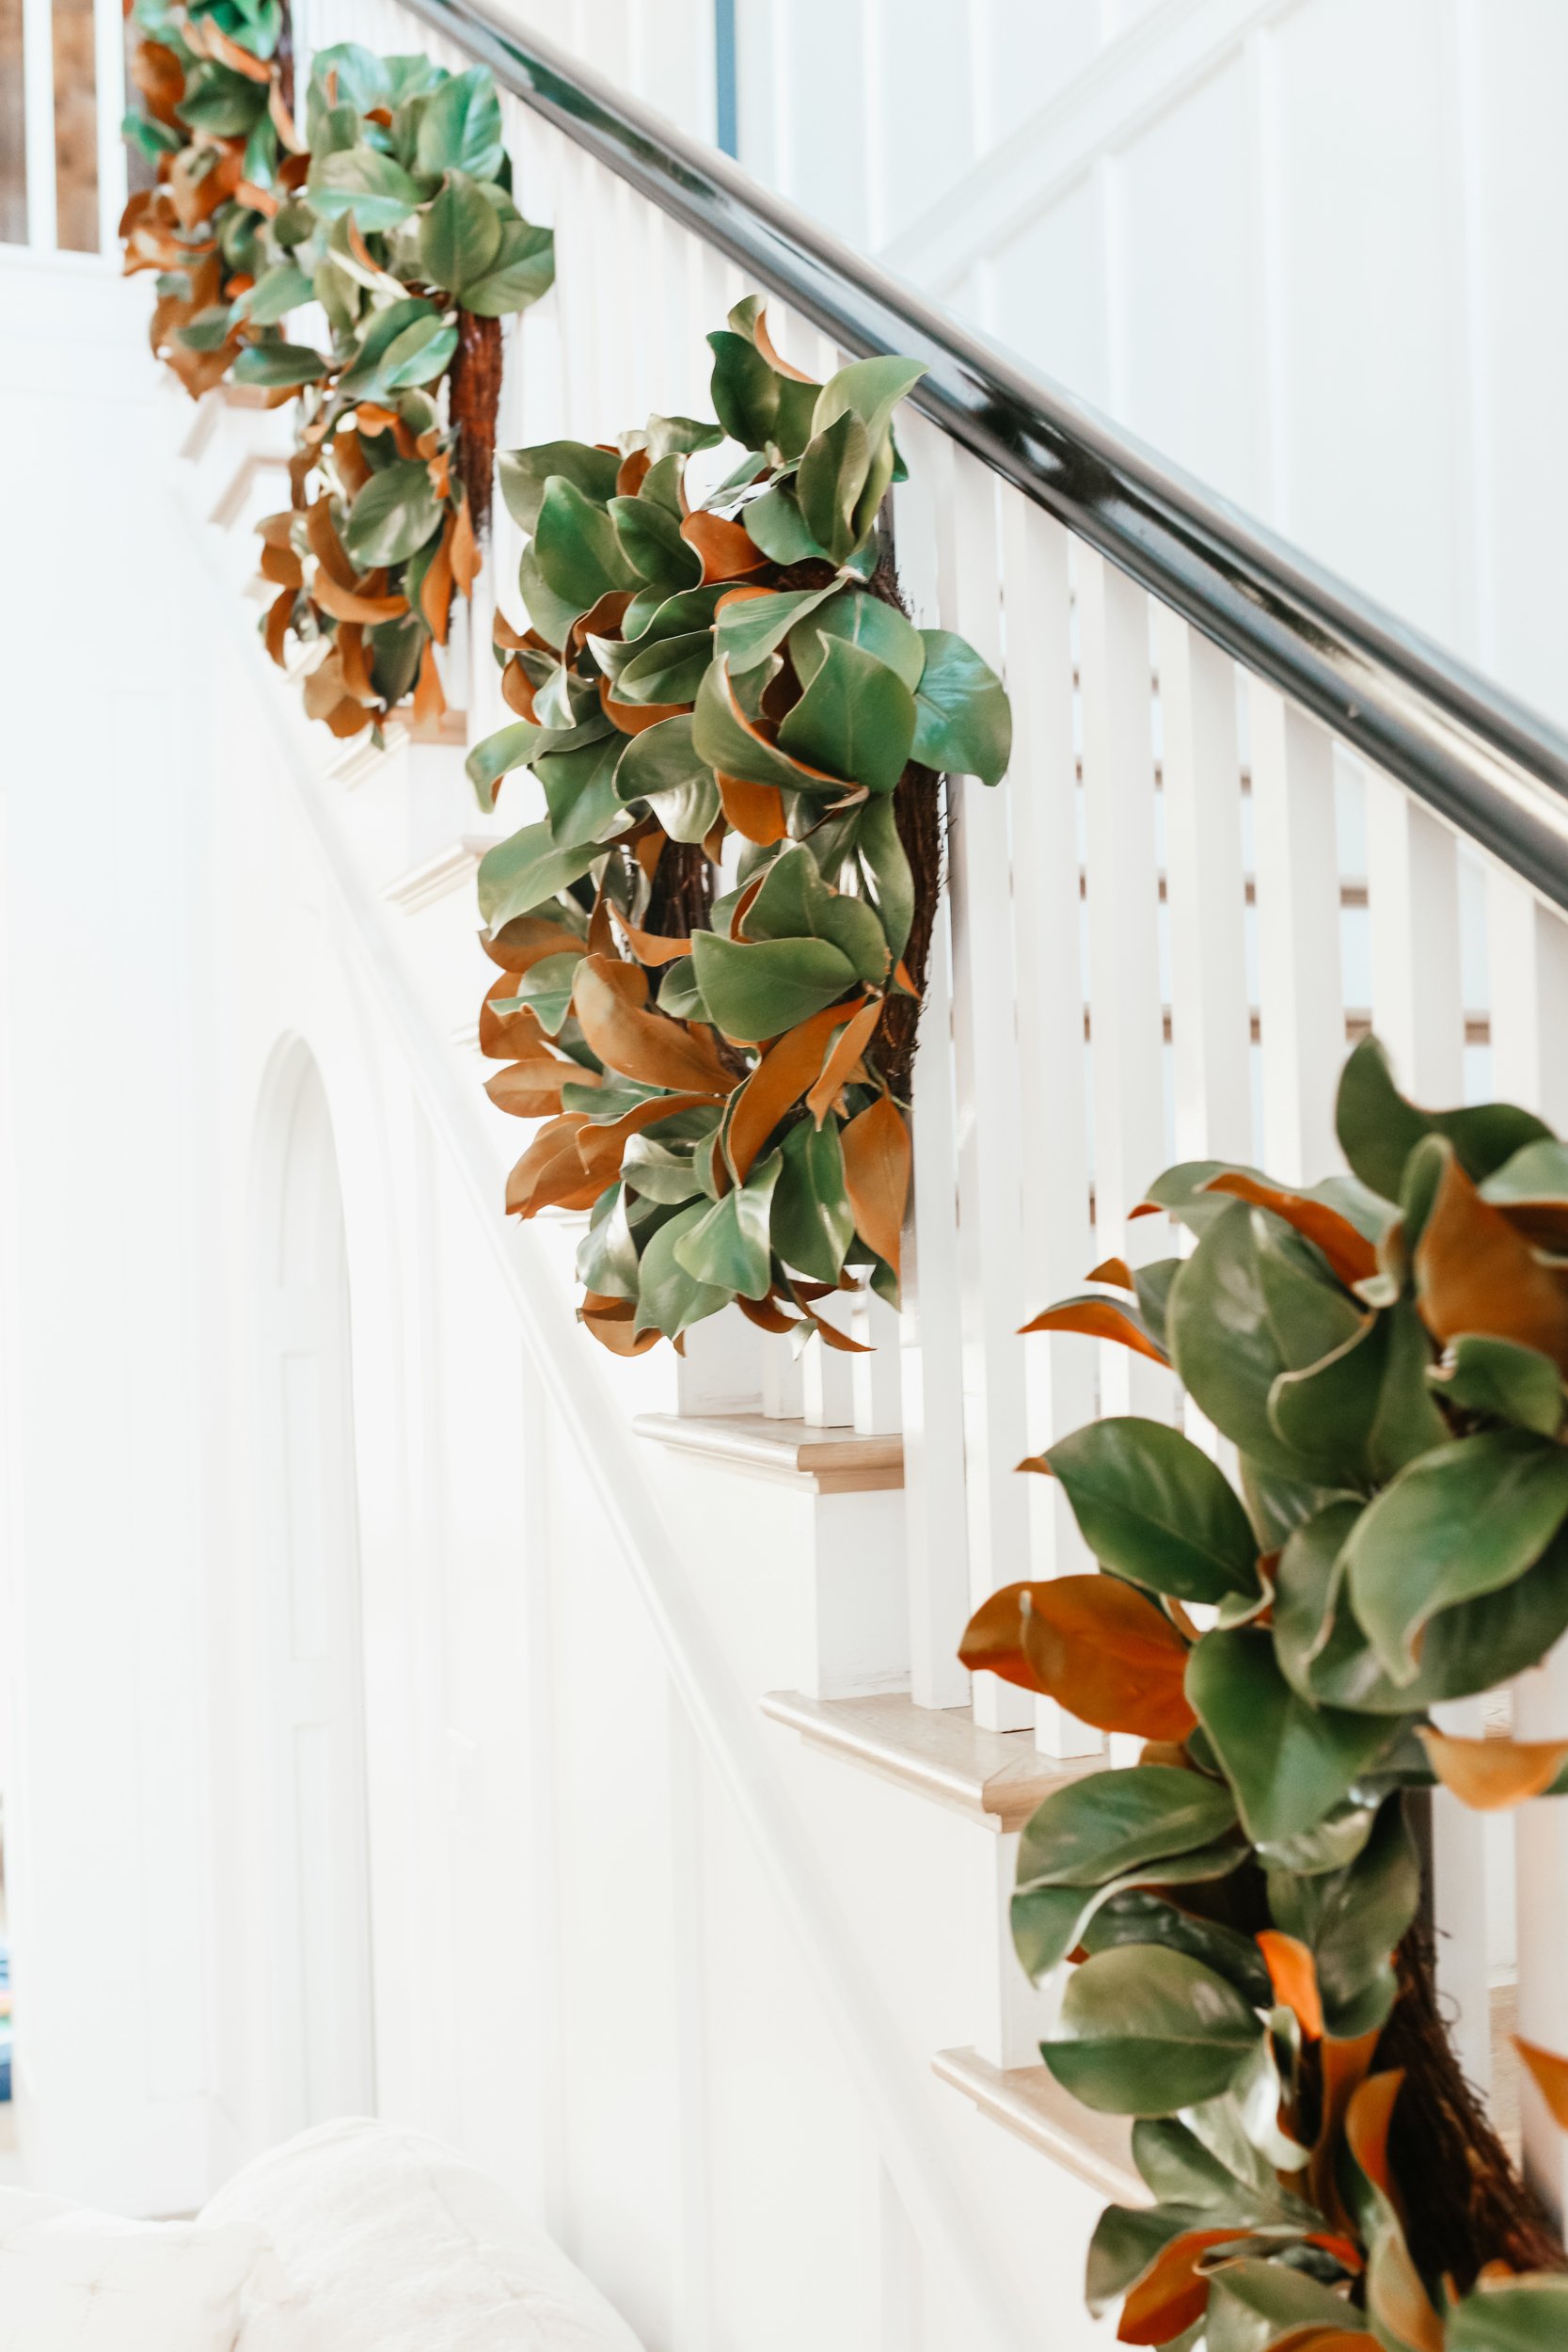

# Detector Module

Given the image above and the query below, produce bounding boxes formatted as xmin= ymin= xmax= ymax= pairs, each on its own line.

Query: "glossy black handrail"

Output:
xmin=401 ymin=0 xmax=1568 ymax=910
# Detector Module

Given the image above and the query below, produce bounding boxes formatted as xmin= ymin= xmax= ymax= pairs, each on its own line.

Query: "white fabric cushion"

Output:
xmin=202 ymin=2118 xmax=644 ymax=2351
xmin=0 ymin=2186 xmax=277 ymax=2350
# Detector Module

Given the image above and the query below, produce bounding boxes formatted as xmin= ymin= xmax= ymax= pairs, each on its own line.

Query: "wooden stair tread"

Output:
xmin=761 ymin=1690 xmax=1099 ymax=1831
xmin=635 ymin=1411 xmax=902 ymax=1493
xmin=933 ymin=2047 xmax=1144 ymax=2204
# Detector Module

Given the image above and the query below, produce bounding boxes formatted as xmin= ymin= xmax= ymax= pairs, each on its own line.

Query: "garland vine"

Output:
xmin=468 ymin=300 xmax=1011 ymax=1355
xmin=122 ymin=17 xmax=555 ymax=739
xmin=962 ymin=1038 xmax=1568 ymax=2347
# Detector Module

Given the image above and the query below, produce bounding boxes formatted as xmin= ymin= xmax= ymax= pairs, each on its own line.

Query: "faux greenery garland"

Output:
xmin=123 ymin=23 xmax=555 ymax=739
xmin=469 ymin=300 xmax=1011 ymax=1355
xmin=962 ymin=1038 xmax=1568 ymax=2347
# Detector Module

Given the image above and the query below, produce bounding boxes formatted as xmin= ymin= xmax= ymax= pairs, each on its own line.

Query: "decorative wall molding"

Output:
xmin=878 ymin=0 xmax=1300 ymax=295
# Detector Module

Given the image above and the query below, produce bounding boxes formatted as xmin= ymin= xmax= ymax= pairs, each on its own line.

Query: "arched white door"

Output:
xmin=256 ymin=1049 xmax=376 ymax=2130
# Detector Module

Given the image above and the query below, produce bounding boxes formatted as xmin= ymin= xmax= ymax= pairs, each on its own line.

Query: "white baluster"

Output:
xmin=1077 ymin=547 xmax=1172 ymax=1422
xmin=998 ymin=487 xmax=1100 ymax=1759
xmin=1365 ymin=767 xmax=1464 ymax=1100
xmin=1156 ymin=612 xmax=1251 ymax=1166
xmin=1248 ymin=682 xmax=1343 ymax=1183
xmin=22 ymin=0 xmax=55 ymax=250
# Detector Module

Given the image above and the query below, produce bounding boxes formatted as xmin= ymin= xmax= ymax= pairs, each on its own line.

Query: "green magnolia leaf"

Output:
xmin=467 ymin=718 xmax=553 ymax=809
xmin=576 ymin=1183 xmax=638 ymax=1301
xmin=790 ymin=588 xmax=927 ymax=693
xmin=462 ymin=217 xmax=556 ymax=316
xmin=856 ymin=798 xmax=914 ymax=964
xmin=1040 ymin=1946 xmax=1262 ymax=2117
xmin=657 ymin=960 xmax=708 ymax=1025
xmin=742 ymin=845 xmax=889 ymax=986
xmin=1432 ymin=1333 xmax=1565 ymax=1438
xmin=1130 ymin=2119 xmax=1302 ymax=2221
xmin=609 ymin=492 xmax=701 ymax=592
xmin=1342 ymin=1428 xmax=1568 ymax=1683
xmin=499 ymin=441 xmax=619 ymax=534
xmin=1085 ymin=2205 xmax=1197 ymax=2320
xmin=770 ymin=1115 xmax=854 ymax=1285
xmin=1267 ymin=1795 xmax=1419 ymax=2038
xmin=717 ymin=583 xmax=838 ymax=675
xmin=690 ymin=933 xmax=855 ymax=1042
xmin=812 ymin=352 xmax=927 ymax=447
xmin=537 ymin=733 xmax=625 ymax=850
xmin=776 ymin=634 xmax=917 ymax=796
xmin=415 ymin=64 xmax=504 ymax=179
xmin=309 ymin=144 xmax=422 ymax=230
xmin=614 ymin=630 xmax=711 ymax=707
xmin=230 ymin=341 xmax=325 ymax=388
xmin=476 ymin=820 xmax=597 ymax=930
xmin=795 ymin=408 xmax=872 ymax=564
xmin=1042 ymin=1417 xmax=1260 ymax=1603
xmin=645 ymin=413 xmax=723 ymax=461
xmin=1447 ymin=2278 xmax=1568 ymax=2350
xmin=740 ymin=482 xmax=832 ymax=566
xmin=1080 ymin=1894 xmax=1273 ymax=2010
xmin=510 ymin=950 xmax=584 ymax=1037
xmin=533 ymin=472 xmax=641 ymax=615
xmin=341 ymin=458 xmax=443 ymax=570
xmin=1336 ymin=1034 xmax=1550 ymax=1200
xmin=1186 ymin=1628 xmax=1395 ymax=1844
xmin=236 ymin=259 xmax=311 ymax=323
xmin=613 ymin=715 xmax=720 ymax=843
xmin=1268 ymin=1297 xmax=1446 ymax=1488
xmin=633 ymin=1200 xmax=731 ymax=1337
xmin=1168 ymin=1204 xmax=1337 ymax=1480
xmin=1016 ymin=1766 xmax=1238 ymax=1892
xmin=516 ymin=544 xmax=580 ymax=652
xmin=380 ymin=312 xmax=459 ymax=389
xmin=708 ymin=326 xmax=781 ymax=453
xmin=692 ymin=658 xmax=825 ymax=794
xmin=419 ymin=169 xmax=501 ymax=294
xmin=1205 ymin=2261 xmax=1368 ymax=2352
xmin=911 ymin=628 xmax=1012 ymax=784
xmin=673 ymin=1151 xmax=783 ymax=1301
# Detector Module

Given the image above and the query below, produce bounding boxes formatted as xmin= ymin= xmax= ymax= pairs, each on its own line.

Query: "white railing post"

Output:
xmin=23 ymin=0 xmax=57 ymax=252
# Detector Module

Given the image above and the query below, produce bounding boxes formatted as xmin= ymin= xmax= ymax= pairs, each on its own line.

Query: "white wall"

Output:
xmin=735 ymin=0 xmax=1568 ymax=733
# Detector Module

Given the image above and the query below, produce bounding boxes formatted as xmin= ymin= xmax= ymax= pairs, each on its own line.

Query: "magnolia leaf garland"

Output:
xmin=122 ymin=20 xmax=555 ymax=739
xmin=964 ymin=1036 xmax=1568 ymax=2345
xmin=469 ymin=299 xmax=1012 ymax=1355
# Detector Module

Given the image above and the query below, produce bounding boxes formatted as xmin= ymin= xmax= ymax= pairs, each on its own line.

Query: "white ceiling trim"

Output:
xmin=878 ymin=0 xmax=1302 ymax=295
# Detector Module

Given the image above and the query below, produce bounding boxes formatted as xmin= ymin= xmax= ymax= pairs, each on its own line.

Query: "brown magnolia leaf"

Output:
xmin=484 ymin=1057 xmax=582 ymax=1118
xmin=268 ymin=79 xmax=303 ymax=152
xmin=1308 ymin=2028 xmax=1382 ymax=2228
xmin=413 ymin=639 xmax=446 ymax=726
xmin=481 ymin=914 xmax=582 ymax=977
xmin=427 ymin=448 xmax=451 ymax=501
xmin=302 ymin=647 xmax=349 ymax=722
xmin=598 ymin=676 xmax=690 ymax=737
xmin=737 ymin=1292 xmax=803 ymax=1335
xmin=1513 ymin=2035 xmax=1568 ymax=2128
xmin=716 ymin=770 xmax=789 ymax=846
xmin=324 ymin=697 xmax=373 ymax=739
xmin=568 ymin=586 xmax=634 ymax=659
xmin=1206 ymin=1171 xmax=1379 ymax=1286
xmin=263 ymin=586 xmax=294 ymax=669
xmin=1118 ymin=2229 xmax=1239 ymax=2346
xmin=420 ymin=514 xmax=455 ymax=644
xmin=580 ymin=1295 xmax=662 ymax=1357
xmin=575 ymin=1091 xmax=725 ymax=1189
xmin=1367 ymin=2244 xmax=1443 ymax=2352
xmin=305 ymin=496 xmax=357 ymax=592
xmin=809 ymin=1310 xmax=873 ymax=1354
xmin=505 ymin=1116 xmax=604 ymax=1216
xmin=451 ymin=492 xmax=481 ymax=597
xmin=959 ymin=1577 xmax=1197 ymax=1740
xmin=842 ymin=1094 xmax=911 ymax=1279
xmin=572 ymin=955 xmax=733 ymax=1094
xmin=1086 ymin=1256 xmax=1134 ymax=1289
xmin=312 ymin=571 xmax=407 ymax=626
xmin=609 ymin=908 xmax=699 ymax=967
xmin=680 ymin=510 xmax=769 ymax=584
xmin=615 ymin=447 xmax=652 ymax=497
xmin=478 ymin=981 xmax=547 ymax=1061
xmin=752 ymin=310 xmax=816 ymax=382
xmin=338 ymin=622 xmax=376 ymax=706
xmin=1257 ymin=1930 xmax=1324 ymax=2040
xmin=727 ymin=1001 xmax=852 ymax=1183
xmin=715 ymin=582 xmax=771 ymax=616
xmin=1345 ymin=2071 xmax=1403 ymax=2199
xmin=259 ymin=540 xmax=304 ymax=589
xmin=1019 ymin=1297 xmax=1170 ymax=1365
xmin=718 ymin=665 xmax=847 ymax=787
xmin=1418 ymin=1726 xmax=1568 ymax=1810
xmin=493 ymin=614 xmax=539 ymax=659
xmin=1415 ymin=1150 xmax=1568 ymax=1370
xmin=806 ymin=997 xmax=883 ymax=1127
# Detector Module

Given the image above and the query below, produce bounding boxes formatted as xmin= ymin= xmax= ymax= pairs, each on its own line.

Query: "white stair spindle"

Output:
xmin=1365 ymin=766 xmax=1464 ymax=1101
xmin=1248 ymin=681 xmax=1343 ymax=1183
xmin=998 ymin=486 xmax=1100 ymax=1758
xmin=1077 ymin=546 xmax=1171 ymax=1422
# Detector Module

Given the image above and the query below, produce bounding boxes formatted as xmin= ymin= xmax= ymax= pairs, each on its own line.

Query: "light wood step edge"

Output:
xmin=761 ymin=1690 xmax=1100 ymax=1832
xmin=933 ymin=2048 xmax=1145 ymax=2205
xmin=635 ymin=1411 xmax=902 ymax=1494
